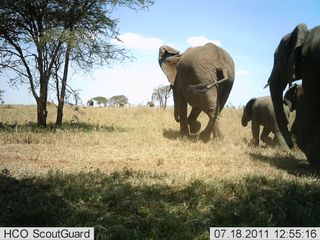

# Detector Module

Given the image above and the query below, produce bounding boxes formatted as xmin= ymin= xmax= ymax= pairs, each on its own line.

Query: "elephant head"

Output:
xmin=268 ymin=23 xmax=309 ymax=148
xmin=158 ymin=45 xmax=181 ymax=122
xmin=241 ymin=98 xmax=256 ymax=127
xmin=158 ymin=45 xmax=181 ymax=84
xmin=283 ymin=84 xmax=303 ymax=111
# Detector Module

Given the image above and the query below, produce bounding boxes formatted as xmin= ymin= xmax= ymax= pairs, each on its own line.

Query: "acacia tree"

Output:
xmin=92 ymin=96 xmax=108 ymax=107
xmin=109 ymin=95 xmax=128 ymax=107
xmin=152 ymin=85 xmax=171 ymax=109
xmin=0 ymin=0 xmax=153 ymax=127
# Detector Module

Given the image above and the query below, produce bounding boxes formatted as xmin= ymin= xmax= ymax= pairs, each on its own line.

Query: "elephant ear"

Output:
xmin=287 ymin=24 xmax=308 ymax=81
xmin=158 ymin=45 xmax=181 ymax=84
xmin=245 ymin=98 xmax=257 ymax=118
xmin=241 ymin=98 xmax=256 ymax=126
xmin=247 ymin=98 xmax=256 ymax=111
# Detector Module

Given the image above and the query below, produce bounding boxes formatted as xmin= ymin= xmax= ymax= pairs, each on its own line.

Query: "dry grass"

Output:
xmin=2 ymin=104 xmax=320 ymax=239
xmin=0 ymin=104 xmax=308 ymax=184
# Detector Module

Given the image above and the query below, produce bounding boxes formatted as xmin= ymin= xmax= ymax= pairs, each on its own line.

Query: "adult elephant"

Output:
xmin=158 ymin=43 xmax=235 ymax=142
xmin=283 ymin=84 xmax=303 ymax=136
xmin=266 ymin=23 xmax=320 ymax=166
xmin=87 ymin=100 xmax=94 ymax=106
xmin=241 ymin=96 xmax=290 ymax=148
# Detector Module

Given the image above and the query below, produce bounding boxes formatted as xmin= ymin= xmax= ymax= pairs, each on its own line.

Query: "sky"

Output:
xmin=0 ymin=0 xmax=320 ymax=106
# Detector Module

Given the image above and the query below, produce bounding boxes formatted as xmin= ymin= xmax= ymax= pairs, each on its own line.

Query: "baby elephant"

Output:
xmin=284 ymin=84 xmax=303 ymax=136
xmin=241 ymin=96 xmax=290 ymax=147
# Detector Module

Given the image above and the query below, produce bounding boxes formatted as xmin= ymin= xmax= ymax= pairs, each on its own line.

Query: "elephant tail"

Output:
xmin=187 ymin=83 xmax=210 ymax=95
xmin=187 ymin=77 xmax=229 ymax=95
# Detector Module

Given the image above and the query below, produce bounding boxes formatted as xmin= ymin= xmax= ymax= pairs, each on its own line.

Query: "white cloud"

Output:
xmin=186 ymin=35 xmax=222 ymax=47
xmin=236 ymin=70 xmax=249 ymax=76
xmin=111 ymin=32 xmax=163 ymax=50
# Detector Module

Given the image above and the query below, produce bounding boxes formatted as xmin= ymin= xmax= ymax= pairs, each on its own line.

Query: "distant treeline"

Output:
xmin=87 ymin=95 xmax=128 ymax=107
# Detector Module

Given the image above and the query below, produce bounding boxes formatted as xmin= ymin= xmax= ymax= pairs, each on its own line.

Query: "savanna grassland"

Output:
xmin=1 ymin=104 xmax=320 ymax=240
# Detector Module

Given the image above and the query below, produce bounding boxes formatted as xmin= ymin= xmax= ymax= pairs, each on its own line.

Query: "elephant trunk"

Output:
xmin=269 ymin=76 xmax=294 ymax=148
xmin=241 ymin=116 xmax=248 ymax=127
xmin=172 ymin=83 xmax=180 ymax=122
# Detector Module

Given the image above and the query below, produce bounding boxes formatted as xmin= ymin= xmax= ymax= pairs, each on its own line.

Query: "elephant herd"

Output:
xmin=158 ymin=23 xmax=320 ymax=167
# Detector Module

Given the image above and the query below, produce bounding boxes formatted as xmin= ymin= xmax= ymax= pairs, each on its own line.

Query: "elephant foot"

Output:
xmin=180 ymin=129 xmax=190 ymax=139
xmin=180 ymin=132 xmax=189 ymax=137
xmin=306 ymin=144 xmax=320 ymax=168
xmin=179 ymin=122 xmax=189 ymax=139
xmin=213 ymin=132 xmax=224 ymax=140
xmin=199 ymin=130 xmax=211 ymax=143
xmin=212 ymin=128 xmax=224 ymax=140
xmin=189 ymin=121 xmax=201 ymax=133
xmin=276 ymin=141 xmax=290 ymax=150
xmin=261 ymin=137 xmax=273 ymax=146
xmin=249 ymin=139 xmax=259 ymax=147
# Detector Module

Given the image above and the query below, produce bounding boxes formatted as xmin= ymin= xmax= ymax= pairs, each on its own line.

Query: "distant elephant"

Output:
xmin=266 ymin=23 xmax=320 ymax=166
xmin=147 ymin=101 xmax=155 ymax=107
xmin=158 ymin=43 xmax=235 ymax=142
xmin=241 ymin=96 xmax=290 ymax=147
xmin=87 ymin=100 xmax=94 ymax=106
xmin=284 ymin=84 xmax=303 ymax=136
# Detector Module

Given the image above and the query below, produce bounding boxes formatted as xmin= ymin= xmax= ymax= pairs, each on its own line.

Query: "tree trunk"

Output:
xmin=56 ymin=103 xmax=64 ymax=127
xmin=37 ymin=100 xmax=47 ymax=127
xmin=37 ymin=78 xmax=48 ymax=127
xmin=163 ymin=97 xmax=167 ymax=110
xmin=55 ymin=43 xmax=71 ymax=127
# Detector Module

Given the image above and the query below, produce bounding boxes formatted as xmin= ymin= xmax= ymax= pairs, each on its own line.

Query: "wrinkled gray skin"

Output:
xmin=267 ymin=23 xmax=320 ymax=166
xmin=241 ymin=96 xmax=290 ymax=148
xmin=283 ymin=84 xmax=303 ymax=136
xmin=158 ymin=43 xmax=235 ymax=142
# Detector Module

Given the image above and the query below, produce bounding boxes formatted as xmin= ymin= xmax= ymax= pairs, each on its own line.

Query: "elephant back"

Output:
xmin=301 ymin=26 xmax=320 ymax=62
xmin=254 ymin=96 xmax=289 ymax=129
xmin=178 ymin=43 xmax=234 ymax=86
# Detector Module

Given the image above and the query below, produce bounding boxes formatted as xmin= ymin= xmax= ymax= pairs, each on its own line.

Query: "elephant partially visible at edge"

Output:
xmin=284 ymin=84 xmax=303 ymax=137
xmin=267 ymin=23 xmax=320 ymax=166
xmin=158 ymin=43 xmax=235 ymax=142
xmin=241 ymin=96 xmax=290 ymax=148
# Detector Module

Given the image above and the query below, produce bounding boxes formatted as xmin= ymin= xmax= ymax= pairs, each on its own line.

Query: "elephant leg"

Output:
xmin=260 ymin=127 xmax=272 ymax=146
xmin=188 ymin=107 xmax=201 ymax=133
xmin=290 ymin=119 xmax=298 ymax=136
xmin=273 ymin=131 xmax=289 ymax=148
xmin=305 ymin=137 xmax=320 ymax=167
xmin=200 ymin=103 xmax=219 ymax=142
xmin=251 ymin=120 xmax=260 ymax=146
xmin=200 ymin=89 xmax=221 ymax=142
xmin=212 ymin=118 xmax=224 ymax=139
xmin=217 ymin=79 xmax=233 ymax=112
xmin=305 ymin=125 xmax=320 ymax=166
xmin=179 ymin=95 xmax=189 ymax=137
xmin=298 ymin=114 xmax=320 ymax=166
xmin=199 ymin=116 xmax=215 ymax=142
